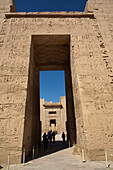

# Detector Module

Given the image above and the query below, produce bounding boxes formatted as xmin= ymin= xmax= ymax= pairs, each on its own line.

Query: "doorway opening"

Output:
xmin=40 ymin=70 xmax=66 ymax=136
xmin=50 ymin=119 xmax=56 ymax=126
xmin=39 ymin=70 xmax=68 ymax=156
xmin=23 ymin=35 xmax=76 ymax=160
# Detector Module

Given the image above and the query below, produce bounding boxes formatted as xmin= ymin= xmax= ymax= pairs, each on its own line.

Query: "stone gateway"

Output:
xmin=0 ymin=0 xmax=113 ymax=165
xmin=40 ymin=97 xmax=67 ymax=136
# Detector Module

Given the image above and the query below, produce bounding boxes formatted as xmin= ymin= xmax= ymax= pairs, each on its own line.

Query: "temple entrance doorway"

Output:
xmin=23 ymin=35 xmax=76 ymax=160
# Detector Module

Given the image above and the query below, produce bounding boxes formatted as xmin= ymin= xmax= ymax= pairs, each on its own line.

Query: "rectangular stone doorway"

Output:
xmin=22 ymin=35 xmax=76 ymax=161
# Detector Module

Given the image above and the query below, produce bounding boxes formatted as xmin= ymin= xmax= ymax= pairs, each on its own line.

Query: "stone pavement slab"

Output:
xmin=5 ymin=148 xmax=113 ymax=170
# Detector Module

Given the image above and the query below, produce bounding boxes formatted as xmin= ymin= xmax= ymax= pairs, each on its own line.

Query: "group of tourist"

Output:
xmin=47 ymin=130 xmax=56 ymax=143
xmin=43 ymin=131 xmax=65 ymax=151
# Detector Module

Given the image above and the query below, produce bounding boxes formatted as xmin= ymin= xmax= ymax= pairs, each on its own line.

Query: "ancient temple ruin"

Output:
xmin=40 ymin=97 xmax=67 ymax=135
xmin=0 ymin=0 xmax=113 ymax=165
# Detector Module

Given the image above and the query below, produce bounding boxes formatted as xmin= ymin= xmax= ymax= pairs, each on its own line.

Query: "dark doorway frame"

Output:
xmin=22 ymin=34 xmax=76 ymax=161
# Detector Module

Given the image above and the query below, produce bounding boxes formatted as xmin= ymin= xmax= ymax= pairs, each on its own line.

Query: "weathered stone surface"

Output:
xmin=40 ymin=97 xmax=67 ymax=135
xmin=0 ymin=0 xmax=113 ymax=166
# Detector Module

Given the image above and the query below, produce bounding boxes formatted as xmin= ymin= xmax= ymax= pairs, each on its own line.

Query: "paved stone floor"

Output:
xmin=5 ymin=147 xmax=113 ymax=170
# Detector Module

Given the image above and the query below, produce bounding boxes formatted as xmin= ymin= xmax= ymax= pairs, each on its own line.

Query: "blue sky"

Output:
xmin=14 ymin=0 xmax=87 ymax=12
xmin=40 ymin=71 xmax=65 ymax=102
xmin=14 ymin=0 xmax=87 ymax=102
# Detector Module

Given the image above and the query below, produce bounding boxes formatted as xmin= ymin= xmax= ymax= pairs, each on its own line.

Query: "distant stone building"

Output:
xmin=40 ymin=97 xmax=67 ymax=135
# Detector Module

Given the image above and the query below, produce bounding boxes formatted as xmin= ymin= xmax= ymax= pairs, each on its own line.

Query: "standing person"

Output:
xmin=50 ymin=132 xmax=52 ymax=143
xmin=62 ymin=132 xmax=65 ymax=144
xmin=52 ymin=131 xmax=55 ymax=143
xmin=47 ymin=131 xmax=50 ymax=143
xmin=43 ymin=133 xmax=48 ymax=151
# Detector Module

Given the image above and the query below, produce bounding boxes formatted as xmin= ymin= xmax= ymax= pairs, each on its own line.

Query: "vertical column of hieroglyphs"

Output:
xmin=88 ymin=0 xmax=113 ymax=86
xmin=87 ymin=0 xmax=113 ymax=160
xmin=71 ymin=12 xmax=113 ymax=160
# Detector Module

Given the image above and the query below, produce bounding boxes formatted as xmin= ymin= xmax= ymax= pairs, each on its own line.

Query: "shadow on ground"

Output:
xmin=26 ymin=140 xmax=68 ymax=162
xmin=37 ymin=141 xmax=68 ymax=158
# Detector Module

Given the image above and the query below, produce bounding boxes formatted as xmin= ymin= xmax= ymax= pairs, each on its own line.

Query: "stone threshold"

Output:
xmin=5 ymin=12 xmax=94 ymax=18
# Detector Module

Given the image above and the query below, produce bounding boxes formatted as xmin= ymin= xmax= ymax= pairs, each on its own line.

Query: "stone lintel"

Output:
xmin=5 ymin=12 xmax=94 ymax=19
xmin=43 ymin=103 xmax=63 ymax=109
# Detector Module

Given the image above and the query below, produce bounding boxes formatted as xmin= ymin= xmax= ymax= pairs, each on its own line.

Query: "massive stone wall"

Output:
xmin=0 ymin=0 xmax=16 ymax=30
xmin=89 ymin=0 xmax=113 ymax=82
xmin=86 ymin=0 xmax=113 ymax=160
xmin=0 ymin=0 xmax=113 ymax=165
xmin=0 ymin=0 xmax=23 ymax=165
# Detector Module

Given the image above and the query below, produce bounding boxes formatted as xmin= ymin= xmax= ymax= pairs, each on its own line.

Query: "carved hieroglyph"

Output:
xmin=0 ymin=0 xmax=113 ymax=165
